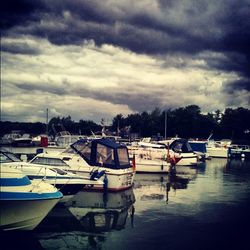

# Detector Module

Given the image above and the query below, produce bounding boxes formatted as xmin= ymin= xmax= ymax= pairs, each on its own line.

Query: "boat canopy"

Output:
xmin=71 ymin=138 xmax=130 ymax=169
xmin=169 ymin=139 xmax=194 ymax=153
xmin=188 ymin=141 xmax=207 ymax=153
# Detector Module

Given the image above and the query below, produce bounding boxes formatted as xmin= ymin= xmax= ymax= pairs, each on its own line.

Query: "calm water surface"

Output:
xmin=1 ymin=158 xmax=250 ymax=250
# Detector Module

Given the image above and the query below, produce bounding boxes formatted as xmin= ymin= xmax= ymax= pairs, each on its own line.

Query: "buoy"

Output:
xmin=103 ymin=174 xmax=108 ymax=193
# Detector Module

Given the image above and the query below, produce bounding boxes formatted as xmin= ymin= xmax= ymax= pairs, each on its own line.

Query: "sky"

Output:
xmin=1 ymin=0 xmax=250 ymax=124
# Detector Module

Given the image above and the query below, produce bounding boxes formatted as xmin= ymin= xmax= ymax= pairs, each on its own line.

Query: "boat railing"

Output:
xmin=229 ymin=144 xmax=250 ymax=150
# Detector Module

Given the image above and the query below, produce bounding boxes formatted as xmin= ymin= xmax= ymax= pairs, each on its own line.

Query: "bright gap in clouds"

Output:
xmin=1 ymin=35 xmax=239 ymax=123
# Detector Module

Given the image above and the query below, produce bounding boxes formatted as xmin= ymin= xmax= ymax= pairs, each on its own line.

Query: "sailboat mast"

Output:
xmin=164 ymin=110 xmax=167 ymax=140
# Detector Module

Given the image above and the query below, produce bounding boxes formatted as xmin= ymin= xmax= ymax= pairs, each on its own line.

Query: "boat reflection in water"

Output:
xmin=65 ymin=188 xmax=136 ymax=232
xmin=35 ymin=188 xmax=135 ymax=249
xmin=134 ymin=165 xmax=198 ymax=205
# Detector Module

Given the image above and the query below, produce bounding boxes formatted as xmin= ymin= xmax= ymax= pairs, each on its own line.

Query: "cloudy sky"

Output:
xmin=1 ymin=0 xmax=250 ymax=124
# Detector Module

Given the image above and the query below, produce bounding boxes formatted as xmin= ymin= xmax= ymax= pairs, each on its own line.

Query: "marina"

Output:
xmin=2 ymin=1 xmax=250 ymax=249
xmin=1 ymin=157 xmax=250 ymax=249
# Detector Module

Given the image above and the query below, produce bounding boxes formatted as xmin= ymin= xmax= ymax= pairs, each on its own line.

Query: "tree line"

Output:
xmin=1 ymin=105 xmax=250 ymax=143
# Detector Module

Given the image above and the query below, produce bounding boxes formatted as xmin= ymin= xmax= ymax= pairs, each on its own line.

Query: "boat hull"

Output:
xmin=71 ymin=168 xmax=135 ymax=191
xmin=135 ymin=157 xmax=170 ymax=173
xmin=0 ymin=198 xmax=59 ymax=231
xmin=207 ymin=147 xmax=228 ymax=158
xmin=175 ymin=154 xmax=198 ymax=166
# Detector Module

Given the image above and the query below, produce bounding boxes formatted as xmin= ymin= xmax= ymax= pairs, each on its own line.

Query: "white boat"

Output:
xmin=129 ymin=138 xmax=198 ymax=167
xmin=166 ymin=139 xmax=198 ymax=166
xmin=0 ymin=150 xmax=103 ymax=198
xmin=0 ymin=166 xmax=62 ymax=231
xmin=0 ymin=132 xmax=21 ymax=145
xmin=12 ymin=133 xmax=32 ymax=147
xmin=28 ymin=138 xmax=135 ymax=191
xmin=206 ymin=139 xmax=232 ymax=158
xmin=54 ymin=131 xmax=84 ymax=148
xmin=133 ymin=154 xmax=170 ymax=173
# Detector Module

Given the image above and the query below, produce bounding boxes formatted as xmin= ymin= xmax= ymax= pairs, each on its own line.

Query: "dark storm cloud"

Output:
xmin=1 ymin=41 xmax=41 ymax=55
xmin=3 ymin=0 xmax=250 ymax=55
xmin=0 ymin=0 xmax=46 ymax=29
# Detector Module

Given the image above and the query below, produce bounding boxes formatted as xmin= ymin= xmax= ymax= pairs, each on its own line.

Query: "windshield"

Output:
xmin=117 ymin=148 xmax=129 ymax=166
xmin=30 ymin=157 xmax=69 ymax=166
xmin=0 ymin=152 xmax=21 ymax=163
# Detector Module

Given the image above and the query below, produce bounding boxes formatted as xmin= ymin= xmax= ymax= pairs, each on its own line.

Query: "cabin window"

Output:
xmin=0 ymin=153 xmax=13 ymax=163
xmin=117 ymin=148 xmax=129 ymax=165
xmin=0 ymin=152 xmax=21 ymax=162
xmin=72 ymin=140 xmax=91 ymax=161
xmin=96 ymin=144 xmax=114 ymax=165
xmin=31 ymin=157 xmax=68 ymax=166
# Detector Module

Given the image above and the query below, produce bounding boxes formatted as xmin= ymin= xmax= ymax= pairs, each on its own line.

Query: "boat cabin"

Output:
xmin=169 ymin=139 xmax=194 ymax=153
xmin=71 ymin=138 xmax=130 ymax=169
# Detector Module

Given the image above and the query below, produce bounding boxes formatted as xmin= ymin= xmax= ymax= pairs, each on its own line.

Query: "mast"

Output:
xmin=164 ymin=110 xmax=167 ymax=140
xmin=46 ymin=108 xmax=49 ymax=135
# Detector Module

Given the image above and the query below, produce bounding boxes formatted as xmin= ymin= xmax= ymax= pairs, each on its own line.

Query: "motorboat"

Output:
xmin=206 ymin=139 xmax=232 ymax=158
xmin=167 ymin=139 xmax=198 ymax=166
xmin=12 ymin=133 xmax=32 ymax=147
xmin=133 ymin=155 xmax=170 ymax=173
xmin=0 ymin=150 xmax=104 ymax=198
xmin=54 ymin=131 xmax=84 ymax=148
xmin=129 ymin=138 xmax=198 ymax=167
xmin=188 ymin=140 xmax=210 ymax=161
xmin=0 ymin=131 xmax=21 ymax=145
xmin=0 ymin=166 xmax=62 ymax=231
xmin=228 ymin=144 xmax=250 ymax=160
xmin=28 ymin=138 xmax=135 ymax=191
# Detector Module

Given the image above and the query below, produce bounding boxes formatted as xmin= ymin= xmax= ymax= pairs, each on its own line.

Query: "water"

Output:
xmin=1 ymin=158 xmax=250 ymax=250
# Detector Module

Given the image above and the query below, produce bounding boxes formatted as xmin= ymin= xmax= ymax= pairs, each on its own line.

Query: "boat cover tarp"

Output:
xmin=169 ymin=139 xmax=194 ymax=153
xmin=71 ymin=138 xmax=130 ymax=169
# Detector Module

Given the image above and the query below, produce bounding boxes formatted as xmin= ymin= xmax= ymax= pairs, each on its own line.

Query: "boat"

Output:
xmin=206 ymin=139 xmax=232 ymax=158
xmin=133 ymin=155 xmax=170 ymax=173
xmin=28 ymin=138 xmax=135 ymax=191
xmin=0 ymin=150 xmax=104 ymax=198
xmin=167 ymin=139 xmax=198 ymax=166
xmin=129 ymin=138 xmax=198 ymax=166
xmin=0 ymin=166 xmax=62 ymax=231
xmin=54 ymin=131 xmax=84 ymax=148
xmin=188 ymin=140 xmax=210 ymax=160
xmin=11 ymin=133 xmax=33 ymax=147
xmin=0 ymin=131 xmax=21 ymax=145
xmin=228 ymin=144 xmax=250 ymax=160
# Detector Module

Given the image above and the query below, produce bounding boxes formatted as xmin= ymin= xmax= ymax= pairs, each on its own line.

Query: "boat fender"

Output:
xmin=90 ymin=170 xmax=99 ymax=180
xmin=94 ymin=170 xmax=106 ymax=180
xmin=103 ymin=174 xmax=108 ymax=192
